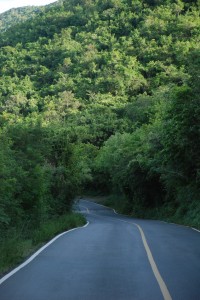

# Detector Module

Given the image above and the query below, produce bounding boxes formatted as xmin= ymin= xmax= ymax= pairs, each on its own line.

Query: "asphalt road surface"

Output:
xmin=0 ymin=199 xmax=200 ymax=300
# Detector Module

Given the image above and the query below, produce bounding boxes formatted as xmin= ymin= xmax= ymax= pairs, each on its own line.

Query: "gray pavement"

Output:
xmin=0 ymin=199 xmax=200 ymax=300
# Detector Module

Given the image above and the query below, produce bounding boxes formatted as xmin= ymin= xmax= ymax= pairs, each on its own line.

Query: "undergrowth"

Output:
xmin=0 ymin=213 xmax=86 ymax=276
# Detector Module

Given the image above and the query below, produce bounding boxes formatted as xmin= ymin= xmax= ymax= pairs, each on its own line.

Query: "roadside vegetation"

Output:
xmin=103 ymin=194 xmax=200 ymax=230
xmin=0 ymin=213 xmax=85 ymax=275
xmin=0 ymin=0 xmax=200 ymax=273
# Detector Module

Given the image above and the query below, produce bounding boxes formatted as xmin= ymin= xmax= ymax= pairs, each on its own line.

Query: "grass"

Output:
xmin=0 ymin=213 xmax=86 ymax=276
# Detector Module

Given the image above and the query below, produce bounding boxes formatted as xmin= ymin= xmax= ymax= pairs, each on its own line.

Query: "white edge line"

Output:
xmin=192 ymin=227 xmax=200 ymax=233
xmin=167 ymin=222 xmax=200 ymax=233
xmin=0 ymin=222 xmax=89 ymax=285
xmin=81 ymin=200 xmax=196 ymax=297
xmin=83 ymin=200 xmax=200 ymax=233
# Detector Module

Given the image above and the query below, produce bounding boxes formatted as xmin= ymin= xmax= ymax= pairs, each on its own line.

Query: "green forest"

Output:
xmin=0 ymin=0 xmax=200 ymax=272
xmin=0 ymin=6 xmax=43 ymax=33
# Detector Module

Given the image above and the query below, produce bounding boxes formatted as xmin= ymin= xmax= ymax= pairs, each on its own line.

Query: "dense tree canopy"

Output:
xmin=0 ymin=0 xmax=200 ymax=231
xmin=0 ymin=6 xmax=43 ymax=33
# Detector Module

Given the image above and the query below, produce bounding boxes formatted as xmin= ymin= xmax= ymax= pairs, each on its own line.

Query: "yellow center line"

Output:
xmin=81 ymin=203 xmax=172 ymax=300
xmin=118 ymin=218 xmax=172 ymax=300
xmin=79 ymin=204 xmax=90 ymax=214
xmin=134 ymin=223 xmax=172 ymax=300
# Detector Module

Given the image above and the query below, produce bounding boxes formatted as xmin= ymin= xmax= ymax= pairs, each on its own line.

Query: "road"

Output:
xmin=0 ymin=199 xmax=200 ymax=300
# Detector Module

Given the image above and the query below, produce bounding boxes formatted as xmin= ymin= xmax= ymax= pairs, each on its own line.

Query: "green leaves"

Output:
xmin=0 ymin=0 xmax=199 ymax=230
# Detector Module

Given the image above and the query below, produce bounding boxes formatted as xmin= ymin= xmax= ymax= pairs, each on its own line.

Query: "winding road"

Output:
xmin=0 ymin=199 xmax=200 ymax=300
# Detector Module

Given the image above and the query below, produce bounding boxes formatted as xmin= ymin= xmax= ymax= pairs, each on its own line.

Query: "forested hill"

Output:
xmin=0 ymin=7 xmax=43 ymax=32
xmin=0 ymin=1 xmax=60 ymax=33
xmin=0 ymin=0 xmax=200 ymax=239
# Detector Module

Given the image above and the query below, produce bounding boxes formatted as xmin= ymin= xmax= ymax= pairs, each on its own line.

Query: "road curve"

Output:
xmin=0 ymin=199 xmax=200 ymax=300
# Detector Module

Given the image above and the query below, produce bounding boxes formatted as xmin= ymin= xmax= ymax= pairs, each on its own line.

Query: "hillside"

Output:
xmin=0 ymin=1 xmax=60 ymax=33
xmin=0 ymin=6 xmax=44 ymax=32
xmin=0 ymin=0 xmax=199 ymax=245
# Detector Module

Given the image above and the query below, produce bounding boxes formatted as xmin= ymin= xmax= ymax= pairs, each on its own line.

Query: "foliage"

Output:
xmin=0 ymin=0 xmax=199 ymax=248
xmin=0 ymin=7 xmax=42 ymax=33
